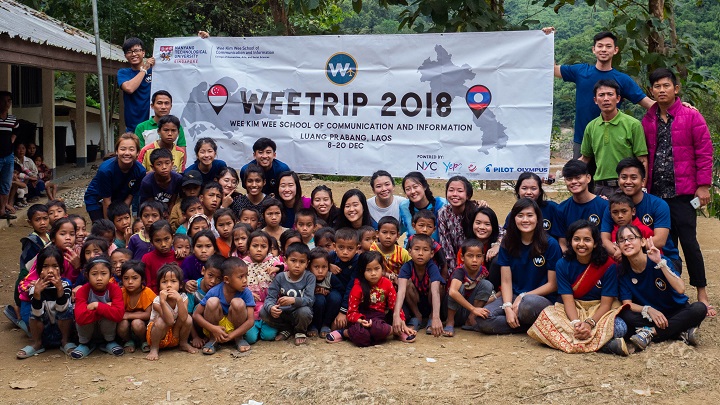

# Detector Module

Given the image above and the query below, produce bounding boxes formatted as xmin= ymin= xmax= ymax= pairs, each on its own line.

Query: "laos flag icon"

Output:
xmin=466 ymin=85 xmax=492 ymax=118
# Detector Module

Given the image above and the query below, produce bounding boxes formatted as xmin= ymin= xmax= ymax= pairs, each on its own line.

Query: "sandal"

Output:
xmin=325 ymin=330 xmax=344 ymax=343
xmin=3 ymin=305 xmax=31 ymax=338
xmin=407 ymin=317 xmax=420 ymax=331
xmin=307 ymin=327 xmax=319 ymax=338
xmin=294 ymin=333 xmax=307 ymax=346
xmin=398 ymin=333 xmax=416 ymax=343
xmin=202 ymin=340 xmax=217 ymax=355
xmin=70 ymin=343 xmax=96 ymax=359
xmin=140 ymin=342 xmax=150 ymax=353
xmin=275 ymin=330 xmax=292 ymax=341
xmin=426 ymin=325 xmax=434 ymax=335
xmin=123 ymin=340 xmax=136 ymax=353
xmin=17 ymin=345 xmax=45 ymax=359
xmin=320 ymin=326 xmax=332 ymax=338
xmin=442 ymin=325 xmax=455 ymax=337
xmin=60 ymin=342 xmax=77 ymax=356
xmin=235 ymin=338 xmax=251 ymax=353
xmin=100 ymin=341 xmax=124 ymax=356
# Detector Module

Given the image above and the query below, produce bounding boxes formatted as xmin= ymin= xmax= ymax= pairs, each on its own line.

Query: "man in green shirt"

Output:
xmin=580 ymin=79 xmax=648 ymax=197
xmin=134 ymin=90 xmax=187 ymax=149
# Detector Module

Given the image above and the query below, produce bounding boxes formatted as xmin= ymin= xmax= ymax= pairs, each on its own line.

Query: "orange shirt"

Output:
xmin=217 ymin=238 xmax=231 ymax=258
xmin=122 ymin=286 xmax=157 ymax=312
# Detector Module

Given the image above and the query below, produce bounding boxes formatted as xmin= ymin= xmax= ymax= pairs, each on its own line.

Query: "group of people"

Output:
xmin=1 ymin=29 xmax=714 ymax=360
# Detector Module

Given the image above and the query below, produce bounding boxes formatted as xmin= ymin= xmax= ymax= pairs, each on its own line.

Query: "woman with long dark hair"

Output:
xmin=335 ymin=189 xmax=372 ymax=230
xmin=398 ymin=171 xmax=447 ymax=240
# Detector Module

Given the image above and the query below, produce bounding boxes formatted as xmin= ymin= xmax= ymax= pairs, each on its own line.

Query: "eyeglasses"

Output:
xmin=125 ymin=48 xmax=144 ymax=55
xmin=616 ymin=235 xmax=639 ymax=245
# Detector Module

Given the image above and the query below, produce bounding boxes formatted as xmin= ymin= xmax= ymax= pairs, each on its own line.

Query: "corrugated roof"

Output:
xmin=0 ymin=0 xmax=125 ymax=62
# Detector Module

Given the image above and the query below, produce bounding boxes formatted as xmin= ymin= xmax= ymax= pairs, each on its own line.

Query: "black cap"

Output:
xmin=182 ymin=170 xmax=202 ymax=187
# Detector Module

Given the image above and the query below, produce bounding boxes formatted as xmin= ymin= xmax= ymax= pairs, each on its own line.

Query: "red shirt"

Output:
xmin=142 ymin=249 xmax=183 ymax=293
xmin=347 ymin=276 xmax=404 ymax=323
xmin=74 ymin=282 xmax=124 ymax=325
xmin=610 ymin=217 xmax=654 ymax=242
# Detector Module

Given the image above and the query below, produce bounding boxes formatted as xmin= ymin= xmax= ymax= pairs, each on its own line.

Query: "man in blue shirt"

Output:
xmin=556 ymin=160 xmax=609 ymax=252
xmin=118 ymin=38 xmax=154 ymax=133
xmin=544 ymin=29 xmax=653 ymax=159
xmin=240 ymin=138 xmax=291 ymax=197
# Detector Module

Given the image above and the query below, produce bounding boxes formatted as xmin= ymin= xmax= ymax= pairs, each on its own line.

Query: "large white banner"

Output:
xmin=152 ymin=32 xmax=553 ymax=180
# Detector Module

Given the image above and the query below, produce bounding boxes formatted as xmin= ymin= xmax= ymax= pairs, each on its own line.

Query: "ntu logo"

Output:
xmin=326 ymin=53 xmax=357 ymax=86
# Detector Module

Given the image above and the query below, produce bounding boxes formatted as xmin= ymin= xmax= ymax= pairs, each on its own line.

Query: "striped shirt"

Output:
xmin=0 ymin=113 xmax=18 ymax=157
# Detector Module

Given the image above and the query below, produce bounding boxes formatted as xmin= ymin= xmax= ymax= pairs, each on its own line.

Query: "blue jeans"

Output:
xmin=312 ymin=290 xmax=341 ymax=330
xmin=0 ymin=154 xmax=13 ymax=195
xmin=475 ymin=294 xmax=552 ymax=335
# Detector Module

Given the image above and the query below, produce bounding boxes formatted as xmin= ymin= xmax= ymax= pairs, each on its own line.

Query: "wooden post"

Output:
xmin=118 ymin=88 xmax=125 ymax=135
xmin=75 ymin=72 xmax=87 ymax=167
xmin=41 ymin=69 xmax=55 ymax=176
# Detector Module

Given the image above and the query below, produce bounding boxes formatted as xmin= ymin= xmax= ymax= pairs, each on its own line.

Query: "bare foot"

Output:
xmin=5 ymin=204 xmax=15 ymax=213
xmin=190 ymin=337 xmax=206 ymax=349
xmin=179 ymin=343 xmax=198 ymax=354
xmin=145 ymin=349 xmax=159 ymax=361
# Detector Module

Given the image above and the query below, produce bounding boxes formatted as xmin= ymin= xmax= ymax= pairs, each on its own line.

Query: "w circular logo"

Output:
xmin=326 ymin=53 xmax=358 ymax=86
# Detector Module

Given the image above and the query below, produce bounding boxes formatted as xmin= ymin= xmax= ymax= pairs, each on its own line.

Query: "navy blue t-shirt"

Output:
xmin=138 ymin=171 xmax=183 ymax=204
xmin=83 ymin=157 xmax=146 ymax=212
xmin=185 ymin=159 xmax=228 ymax=185
xmin=240 ymin=158 xmax=291 ymax=197
xmin=117 ymin=67 xmax=152 ymax=132
xmin=329 ymin=250 xmax=359 ymax=312
xmin=504 ymin=200 xmax=559 ymax=238
xmin=560 ymin=64 xmax=646 ymax=144
xmin=600 ymin=192 xmax=679 ymax=261
xmin=556 ymin=196 xmax=609 ymax=240
xmin=497 ymin=236 xmax=562 ymax=300
xmin=556 ymin=257 xmax=618 ymax=301
xmin=618 ymin=256 xmax=688 ymax=313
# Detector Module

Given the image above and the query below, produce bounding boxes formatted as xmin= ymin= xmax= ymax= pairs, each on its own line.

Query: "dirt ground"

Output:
xmin=1 ymin=176 xmax=719 ymax=405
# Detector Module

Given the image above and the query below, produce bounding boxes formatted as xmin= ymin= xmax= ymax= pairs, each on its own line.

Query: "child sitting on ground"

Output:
xmin=193 ymin=257 xmax=256 ymax=354
xmin=117 ymin=260 xmax=156 ymax=353
xmin=71 ymin=255 xmax=125 ymax=359
xmin=145 ymin=263 xmax=197 ymax=360
xmin=260 ymin=242 xmax=316 ymax=345
xmin=188 ymin=254 xmax=225 ymax=348
xmin=33 ymin=155 xmax=58 ymax=200
xmin=16 ymin=245 xmax=76 ymax=359
xmin=294 ymin=208 xmax=317 ymax=248
xmin=128 ymin=200 xmax=165 ymax=261
xmin=394 ymin=233 xmax=446 ymax=337
xmin=327 ymin=251 xmax=415 ymax=346
xmin=243 ymin=231 xmax=282 ymax=344
xmin=111 ymin=248 xmax=132 ymax=285
xmin=407 ymin=209 xmax=449 ymax=279
xmin=445 ymin=239 xmax=493 ymax=336
xmin=308 ymin=247 xmax=342 ymax=338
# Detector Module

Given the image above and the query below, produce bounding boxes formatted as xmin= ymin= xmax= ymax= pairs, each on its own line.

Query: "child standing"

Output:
xmin=128 ymin=200 xmax=165 ymax=261
xmin=243 ymin=231 xmax=282 ymax=344
xmin=445 ymin=239 xmax=493 ymax=336
xmin=438 ymin=176 xmax=478 ymax=270
xmin=308 ymin=247 xmax=342 ymax=338
xmin=261 ymin=198 xmax=287 ymax=241
xmin=71 ymin=255 xmax=125 ymax=359
xmin=137 ymin=115 xmax=187 ymax=173
xmin=407 ymin=210 xmax=449 ymax=280
xmin=138 ymin=148 xmax=183 ymax=206
xmin=328 ymin=228 xmax=361 ymax=332
xmin=181 ymin=229 xmax=218 ymax=290
xmin=370 ymin=216 xmax=411 ymax=282
xmin=16 ymin=245 xmax=76 ymax=359
xmin=47 ymin=200 xmax=68 ymax=226
xmin=142 ymin=220 xmax=183 ymax=293
xmin=194 ymin=257 xmax=256 ymax=354
xmin=117 ymin=260 xmax=156 ymax=353
xmin=327 ymin=251 xmax=415 ymax=346
xmin=393 ymin=234 xmax=446 ymax=337
xmin=145 ymin=263 xmax=197 ymax=360
xmin=108 ymin=201 xmax=133 ymax=249
xmin=213 ymin=208 xmax=236 ymax=257
xmin=294 ymin=208 xmax=317 ymax=248
xmin=260 ymin=242 xmax=315 ymax=345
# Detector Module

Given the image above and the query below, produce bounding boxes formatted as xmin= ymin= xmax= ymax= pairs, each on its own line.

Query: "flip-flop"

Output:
xmin=426 ymin=325 xmax=434 ymax=335
xmin=17 ymin=345 xmax=45 ymax=359
xmin=70 ymin=343 xmax=96 ymax=360
xmin=60 ymin=342 xmax=77 ymax=356
xmin=4 ymin=306 xmax=31 ymax=338
xmin=294 ymin=333 xmax=307 ymax=346
xmin=325 ymin=330 xmax=344 ymax=343
xmin=442 ymin=325 xmax=455 ymax=337
xmin=140 ymin=342 xmax=150 ymax=353
xmin=202 ymin=340 xmax=217 ymax=355
xmin=398 ymin=333 xmax=416 ymax=343
xmin=320 ymin=326 xmax=332 ymax=338
xmin=307 ymin=327 xmax=319 ymax=338
xmin=123 ymin=340 xmax=136 ymax=353
xmin=235 ymin=338 xmax=251 ymax=353
xmin=275 ymin=330 xmax=292 ymax=341
xmin=407 ymin=317 xmax=420 ymax=331
xmin=100 ymin=341 xmax=124 ymax=356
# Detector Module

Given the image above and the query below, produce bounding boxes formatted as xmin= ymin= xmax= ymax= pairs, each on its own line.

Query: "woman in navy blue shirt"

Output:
xmin=617 ymin=224 xmax=706 ymax=351
xmin=83 ymin=133 xmax=146 ymax=222
xmin=475 ymin=198 xmax=560 ymax=335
